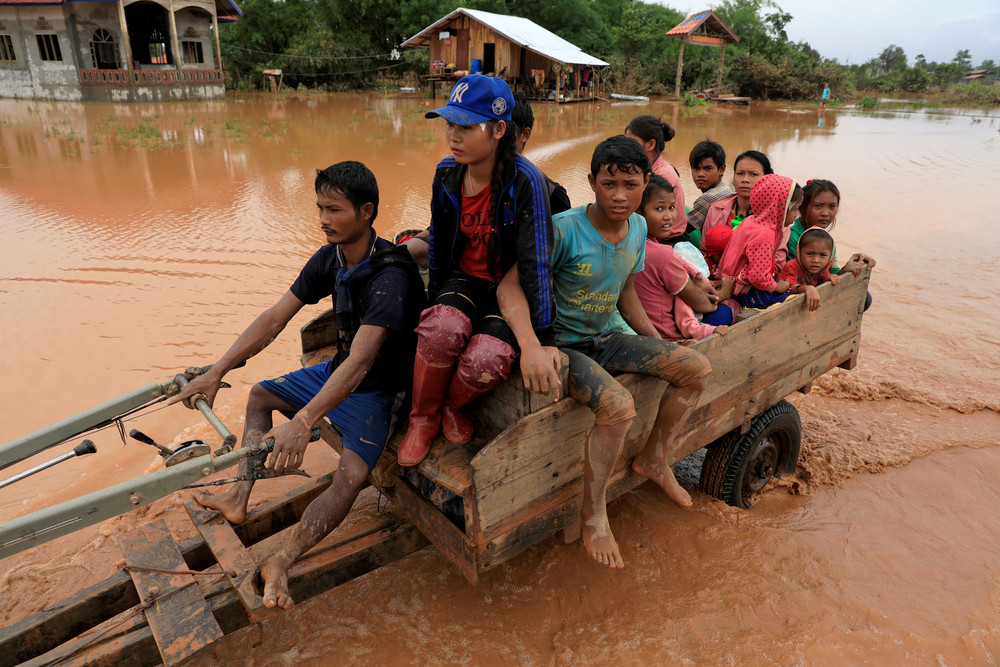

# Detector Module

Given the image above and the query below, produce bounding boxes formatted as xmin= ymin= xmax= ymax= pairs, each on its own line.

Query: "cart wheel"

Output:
xmin=699 ymin=400 xmax=801 ymax=509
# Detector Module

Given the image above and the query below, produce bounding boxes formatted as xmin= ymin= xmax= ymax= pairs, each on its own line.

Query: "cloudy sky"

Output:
xmin=674 ymin=0 xmax=1000 ymax=66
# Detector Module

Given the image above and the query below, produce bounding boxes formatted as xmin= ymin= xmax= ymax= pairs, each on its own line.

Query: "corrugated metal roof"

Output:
xmin=402 ymin=7 xmax=609 ymax=67
xmin=666 ymin=10 xmax=739 ymax=43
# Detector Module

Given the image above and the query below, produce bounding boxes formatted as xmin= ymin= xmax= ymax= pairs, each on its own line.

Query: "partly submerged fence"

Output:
xmin=79 ymin=69 xmax=222 ymax=85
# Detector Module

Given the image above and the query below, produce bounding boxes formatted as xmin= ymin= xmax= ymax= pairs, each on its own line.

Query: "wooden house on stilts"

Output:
xmin=401 ymin=7 xmax=608 ymax=103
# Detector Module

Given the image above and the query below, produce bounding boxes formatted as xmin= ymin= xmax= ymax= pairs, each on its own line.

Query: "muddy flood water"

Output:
xmin=1 ymin=93 xmax=999 ymax=665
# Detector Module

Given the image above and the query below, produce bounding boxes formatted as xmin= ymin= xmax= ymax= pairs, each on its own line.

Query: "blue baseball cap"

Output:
xmin=425 ymin=74 xmax=514 ymax=124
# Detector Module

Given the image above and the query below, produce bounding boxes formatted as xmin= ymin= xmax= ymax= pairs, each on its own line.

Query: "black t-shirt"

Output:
xmin=290 ymin=236 xmax=418 ymax=394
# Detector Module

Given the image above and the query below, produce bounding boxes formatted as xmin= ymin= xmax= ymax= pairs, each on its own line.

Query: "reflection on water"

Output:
xmin=1 ymin=93 xmax=999 ymax=663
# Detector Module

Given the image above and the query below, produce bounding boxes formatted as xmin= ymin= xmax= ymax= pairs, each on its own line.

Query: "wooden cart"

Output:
xmin=0 ymin=270 xmax=869 ymax=666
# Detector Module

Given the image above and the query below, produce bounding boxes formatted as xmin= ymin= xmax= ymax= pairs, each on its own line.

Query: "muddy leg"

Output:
xmin=632 ymin=376 xmax=706 ymax=508
xmin=194 ymin=384 xmax=294 ymax=524
xmin=261 ymin=449 xmax=369 ymax=609
xmin=582 ymin=419 xmax=631 ymax=569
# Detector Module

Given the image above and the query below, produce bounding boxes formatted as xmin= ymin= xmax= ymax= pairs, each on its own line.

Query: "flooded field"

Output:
xmin=1 ymin=92 xmax=999 ymax=664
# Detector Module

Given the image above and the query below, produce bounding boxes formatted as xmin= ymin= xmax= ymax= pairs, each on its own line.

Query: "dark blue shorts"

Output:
xmin=259 ymin=362 xmax=401 ymax=471
xmin=736 ymin=289 xmax=789 ymax=309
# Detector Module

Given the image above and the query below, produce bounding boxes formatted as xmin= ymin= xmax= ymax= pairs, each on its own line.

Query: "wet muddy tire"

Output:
xmin=698 ymin=400 xmax=801 ymax=509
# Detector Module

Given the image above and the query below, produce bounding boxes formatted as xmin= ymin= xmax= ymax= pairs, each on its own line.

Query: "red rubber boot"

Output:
xmin=397 ymin=353 xmax=454 ymax=466
xmin=441 ymin=334 xmax=516 ymax=444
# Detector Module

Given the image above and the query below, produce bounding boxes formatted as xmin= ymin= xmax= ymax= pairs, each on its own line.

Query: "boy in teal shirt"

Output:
xmin=498 ymin=136 xmax=711 ymax=569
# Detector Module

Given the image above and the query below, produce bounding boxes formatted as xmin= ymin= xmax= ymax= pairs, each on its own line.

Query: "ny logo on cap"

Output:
xmin=450 ymin=82 xmax=470 ymax=104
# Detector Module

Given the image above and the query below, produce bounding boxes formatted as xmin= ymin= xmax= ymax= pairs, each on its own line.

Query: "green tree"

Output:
xmin=953 ymin=49 xmax=972 ymax=68
xmin=877 ymin=44 xmax=907 ymax=72
xmin=899 ymin=66 xmax=930 ymax=92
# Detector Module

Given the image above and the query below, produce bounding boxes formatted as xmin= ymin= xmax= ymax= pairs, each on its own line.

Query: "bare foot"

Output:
xmin=260 ymin=556 xmax=295 ymax=609
xmin=632 ymin=457 xmax=693 ymax=508
xmin=582 ymin=511 xmax=624 ymax=569
xmin=193 ymin=486 xmax=249 ymax=525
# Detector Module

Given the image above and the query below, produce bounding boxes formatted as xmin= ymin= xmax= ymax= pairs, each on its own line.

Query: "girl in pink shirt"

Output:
xmin=634 ymin=176 xmax=730 ymax=341
xmin=625 ymin=115 xmax=688 ymax=242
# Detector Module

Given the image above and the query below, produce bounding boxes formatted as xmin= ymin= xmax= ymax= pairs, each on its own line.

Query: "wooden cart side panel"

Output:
xmin=469 ymin=271 xmax=868 ymax=541
xmin=685 ymin=270 xmax=867 ymax=407
xmin=667 ymin=334 xmax=860 ymax=463
xmin=481 ymin=466 xmax=648 ymax=569
xmin=471 ymin=373 xmax=666 ymax=538
xmin=392 ymin=479 xmax=480 ymax=584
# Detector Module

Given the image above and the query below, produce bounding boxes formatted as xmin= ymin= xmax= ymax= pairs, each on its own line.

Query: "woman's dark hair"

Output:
xmin=732 ymin=150 xmax=774 ymax=176
xmin=625 ymin=115 xmax=675 ymax=154
xmin=315 ymin=161 xmax=379 ymax=224
xmin=484 ymin=119 xmax=518 ymax=277
xmin=590 ymin=135 xmax=651 ymax=177
xmin=487 ymin=120 xmax=517 ymax=217
xmin=798 ymin=228 xmax=835 ymax=253
xmin=799 ymin=179 xmax=841 ymax=216
xmin=640 ymin=174 xmax=674 ymax=210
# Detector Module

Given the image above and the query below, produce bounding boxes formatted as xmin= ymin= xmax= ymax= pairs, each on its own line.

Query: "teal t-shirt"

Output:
xmin=550 ymin=205 xmax=646 ymax=344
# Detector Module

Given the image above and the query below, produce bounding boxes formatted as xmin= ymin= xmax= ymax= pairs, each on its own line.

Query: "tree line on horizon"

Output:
xmin=218 ymin=0 xmax=998 ymax=102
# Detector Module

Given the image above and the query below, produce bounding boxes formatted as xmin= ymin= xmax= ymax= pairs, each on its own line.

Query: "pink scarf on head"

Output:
xmin=719 ymin=174 xmax=795 ymax=292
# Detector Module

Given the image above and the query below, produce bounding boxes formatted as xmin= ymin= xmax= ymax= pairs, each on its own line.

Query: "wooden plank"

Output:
xmin=299 ymin=309 xmax=338 ymax=356
xmin=473 ymin=371 xmax=663 ymax=490
xmin=1 ymin=472 xmax=338 ymax=666
xmin=665 ymin=335 xmax=860 ymax=464
xmin=411 ymin=438 xmax=474 ymax=495
xmin=471 ymin=377 xmax=665 ymax=538
xmin=30 ymin=512 xmax=428 ymax=667
xmin=392 ymin=478 xmax=479 ymax=583
xmin=185 ymin=501 xmax=275 ymax=623
xmin=472 ymin=353 xmax=569 ymax=440
xmin=688 ymin=34 xmax=726 ymax=46
xmin=481 ymin=466 xmax=646 ymax=569
xmin=118 ymin=520 xmax=223 ymax=666
xmin=20 ymin=599 xmax=159 ymax=667
xmin=25 ymin=627 xmax=160 ymax=667
xmin=0 ymin=569 xmax=139 ymax=667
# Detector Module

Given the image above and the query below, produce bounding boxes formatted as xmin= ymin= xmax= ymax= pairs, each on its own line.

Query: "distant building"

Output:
xmin=962 ymin=69 xmax=996 ymax=84
xmin=402 ymin=7 xmax=608 ymax=102
xmin=0 ymin=0 xmax=241 ymax=101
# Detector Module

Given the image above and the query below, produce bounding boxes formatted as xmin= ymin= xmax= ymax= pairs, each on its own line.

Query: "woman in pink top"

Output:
xmin=634 ymin=175 xmax=731 ymax=340
xmin=625 ymin=115 xmax=687 ymax=242
xmin=718 ymin=173 xmax=803 ymax=309
xmin=701 ymin=150 xmax=790 ymax=272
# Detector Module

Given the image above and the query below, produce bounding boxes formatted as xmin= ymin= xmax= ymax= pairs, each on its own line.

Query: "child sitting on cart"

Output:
xmin=778 ymin=228 xmax=840 ymax=311
xmin=633 ymin=174 xmax=731 ymax=340
xmin=497 ymin=136 xmax=711 ymax=569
